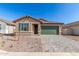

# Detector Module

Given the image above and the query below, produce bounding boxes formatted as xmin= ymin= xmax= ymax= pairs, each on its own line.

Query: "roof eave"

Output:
xmin=41 ymin=23 xmax=64 ymax=24
xmin=13 ymin=16 xmax=41 ymax=23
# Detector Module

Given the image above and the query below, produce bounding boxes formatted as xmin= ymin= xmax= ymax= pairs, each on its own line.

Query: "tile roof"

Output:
xmin=66 ymin=21 xmax=79 ymax=26
xmin=13 ymin=16 xmax=40 ymax=23
xmin=39 ymin=18 xmax=64 ymax=24
xmin=13 ymin=16 xmax=64 ymax=24
xmin=0 ymin=19 xmax=15 ymax=26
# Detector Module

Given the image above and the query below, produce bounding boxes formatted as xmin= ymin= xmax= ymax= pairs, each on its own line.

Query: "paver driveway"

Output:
xmin=41 ymin=35 xmax=79 ymax=52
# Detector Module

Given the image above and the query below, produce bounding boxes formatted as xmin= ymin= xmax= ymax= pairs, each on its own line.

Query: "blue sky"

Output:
xmin=0 ymin=3 xmax=79 ymax=24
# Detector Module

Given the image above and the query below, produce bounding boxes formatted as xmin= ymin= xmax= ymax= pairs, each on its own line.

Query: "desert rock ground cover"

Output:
xmin=0 ymin=35 xmax=79 ymax=52
xmin=0 ymin=35 xmax=42 ymax=52
xmin=41 ymin=35 xmax=79 ymax=52
xmin=64 ymin=35 xmax=79 ymax=41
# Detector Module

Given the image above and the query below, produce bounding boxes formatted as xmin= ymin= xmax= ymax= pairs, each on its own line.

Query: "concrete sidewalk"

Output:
xmin=0 ymin=50 xmax=7 ymax=52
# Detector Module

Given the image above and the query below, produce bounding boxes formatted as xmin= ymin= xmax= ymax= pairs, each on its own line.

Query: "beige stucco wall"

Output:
xmin=59 ymin=25 xmax=62 ymax=35
xmin=14 ymin=17 xmax=63 ymax=35
xmin=6 ymin=25 xmax=15 ymax=34
xmin=0 ymin=21 xmax=6 ymax=34
xmin=62 ymin=24 xmax=79 ymax=35
xmin=62 ymin=28 xmax=72 ymax=35
xmin=70 ymin=25 xmax=79 ymax=35
xmin=0 ymin=21 xmax=15 ymax=34
xmin=14 ymin=17 xmax=40 ymax=36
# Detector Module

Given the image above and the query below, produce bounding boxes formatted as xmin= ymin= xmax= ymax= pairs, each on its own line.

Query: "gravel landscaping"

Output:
xmin=64 ymin=35 xmax=79 ymax=41
xmin=0 ymin=35 xmax=79 ymax=52
xmin=0 ymin=36 xmax=42 ymax=52
xmin=41 ymin=35 xmax=79 ymax=52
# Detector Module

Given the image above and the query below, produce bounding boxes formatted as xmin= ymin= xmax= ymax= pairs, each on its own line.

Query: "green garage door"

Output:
xmin=41 ymin=26 xmax=59 ymax=35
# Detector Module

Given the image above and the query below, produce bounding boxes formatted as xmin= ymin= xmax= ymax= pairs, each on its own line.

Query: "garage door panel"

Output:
xmin=41 ymin=30 xmax=57 ymax=34
xmin=41 ymin=26 xmax=59 ymax=35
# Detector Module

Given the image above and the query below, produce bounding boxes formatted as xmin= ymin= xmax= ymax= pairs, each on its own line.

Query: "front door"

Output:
xmin=33 ymin=24 xmax=38 ymax=34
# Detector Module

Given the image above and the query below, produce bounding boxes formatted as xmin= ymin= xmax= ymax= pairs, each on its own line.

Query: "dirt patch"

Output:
xmin=0 ymin=35 xmax=79 ymax=52
xmin=41 ymin=35 xmax=79 ymax=52
xmin=0 ymin=36 xmax=42 ymax=52
xmin=63 ymin=35 xmax=79 ymax=41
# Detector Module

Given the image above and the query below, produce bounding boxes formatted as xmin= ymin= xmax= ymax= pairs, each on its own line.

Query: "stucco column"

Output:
xmin=30 ymin=23 xmax=33 ymax=35
xmin=30 ymin=23 xmax=32 ymax=32
xmin=59 ymin=25 xmax=62 ymax=35
xmin=38 ymin=23 xmax=41 ymax=35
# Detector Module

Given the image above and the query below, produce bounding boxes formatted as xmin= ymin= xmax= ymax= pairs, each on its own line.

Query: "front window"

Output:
xmin=19 ymin=23 xmax=29 ymax=31
xmin=0 ymin=24 xmax=1 ymax=30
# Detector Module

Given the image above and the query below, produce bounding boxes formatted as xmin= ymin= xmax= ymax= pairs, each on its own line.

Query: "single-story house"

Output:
xmin=13 ymin=16 xmax=64 ymax=36
xmin=0 ymin=19 xmax=15 ymax=34
xmin=62 ymin=21 xmax=79 ymax=35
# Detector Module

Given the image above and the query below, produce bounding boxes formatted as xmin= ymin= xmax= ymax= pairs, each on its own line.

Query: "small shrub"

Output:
xmin=1 ymin=45 xmax=4 ymax=47
xmin=2 ymin=41 xmax=5 ymax=44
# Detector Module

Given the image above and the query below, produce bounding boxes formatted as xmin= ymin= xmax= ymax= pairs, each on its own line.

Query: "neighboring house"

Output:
xmin=62 ymin=21 xmax=79 ymax=35
xmin=0 ymin=19 xmax=15 ymax=34
xmin=13 ymin=16 xmax=64 ymax=36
